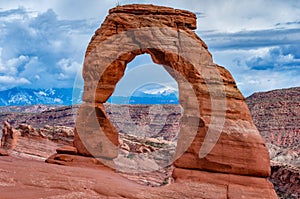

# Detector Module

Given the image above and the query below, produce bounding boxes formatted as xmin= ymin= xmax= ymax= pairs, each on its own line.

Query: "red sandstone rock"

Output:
xmin=0 ymin=156 xmax=278 ymax=199
xmin=67 ymin=4 xmax=275 ymax=198
xmin=56 ymin=145 xmax=78 ymax=155
xmin=0 ymin=156 xmax=230 ymax=199
xmin=0 ymin=148 xmax=8 ymax=156
xmin=173 ymin=168 xmax=278 ymax=199
xmin=0 ymin=122 xmax=74 ymax=160
xmin=45 ymin=153 xmax=113 ymax=171
xmin=1 ymin=121 xmax=20 ymax=150
xmin=0 ymin=105 xmax=78 ymax=131
xmin=75 ymin=2 xmax=271 ymax=174
xmin=246 ymin=87 xmax=300 ymax=164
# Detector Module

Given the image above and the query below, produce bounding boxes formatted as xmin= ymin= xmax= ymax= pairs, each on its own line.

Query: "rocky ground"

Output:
xmin=2 ymin=104 xmax=276 ymax=199
xmin=0 ymin=104 xmax=182 ymax=188
xmin=269 ymin=162 xmax=299 ymax=198
xmin=1 ymin=155 xmax=225 ymax=199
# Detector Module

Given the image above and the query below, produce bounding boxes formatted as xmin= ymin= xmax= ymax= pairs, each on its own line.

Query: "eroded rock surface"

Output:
xmin=1 ymin=155 xmax=279 ymax=199
xmin=269 ymin=162 xmax=299 ymax=198
xmin=0 ymin=122 xmax=73 ymax=160
xmin=246 ymin=87 xmax=300 ymax=198
xmin=0 ymin=105 xmax=77 ymax=133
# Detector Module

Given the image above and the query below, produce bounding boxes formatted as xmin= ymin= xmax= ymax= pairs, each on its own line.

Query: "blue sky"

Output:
xmin=0 ymin=0 xmax=299 ymax=97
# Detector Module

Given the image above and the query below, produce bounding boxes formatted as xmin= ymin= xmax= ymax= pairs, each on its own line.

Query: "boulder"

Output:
xmin=0 ymin=148 xmax=9 ymax=156
xmin=56 ymin=145 xmax=78 ymax=155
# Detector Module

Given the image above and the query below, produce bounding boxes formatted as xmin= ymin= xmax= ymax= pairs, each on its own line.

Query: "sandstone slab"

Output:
xmin=1 ymin=156 xmax=278 ymax=199
xmin=56 ymin=145 xmax=78 ymax=155
xmin=173 ymin=168 xmax=277 ymax=199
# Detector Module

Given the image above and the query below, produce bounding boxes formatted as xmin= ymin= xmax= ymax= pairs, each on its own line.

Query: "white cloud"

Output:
xmin=0 ymin=48 xmax=5 ymax=72
xmin=0 ymin=1 xmax=299 ymax=96
xmin=208 ymin=44 xmax=300 ymax=97
xmin=57 ymin=58 xmax=81 ymax=74
xmin=0 ymin=76 xmax=29 ymax=84
xmin=238 ymin=70 xmax=300 ymax=97
xmin=245 ymin=47 xmax=300 ymax=70
xmin=0 ymin=76 xmax=30 ymax=90
xmin=2 ymin=1 xmax=300 ymax=32
xmin=34 ymin=75 xmax=40 ymax=80
xmin=0 ymin=7 xmax=97 ymax=90
xmin=198 ymin=0 xmax=300 ymax=32
xmin=0 ymin=48 xmax=25 ymax=75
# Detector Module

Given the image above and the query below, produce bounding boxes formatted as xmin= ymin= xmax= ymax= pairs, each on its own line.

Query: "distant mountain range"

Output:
xmin=107 ymin=95 xmax=178 ymax=104
xmin=0 ymin=85 xmax=179 ymax=106
xmin=0 ymin=87 xmax=81 ymax=106
xmin=108 ymin=83 xmax=179 ymax=104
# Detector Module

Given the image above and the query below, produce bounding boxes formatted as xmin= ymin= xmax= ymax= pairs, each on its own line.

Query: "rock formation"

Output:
xmin=0 ymin=122 xmax=73 ymax=160
xmin=104 ymin=104 xmax=183 ymax=141
xmin=0 ymin=105 xmax=77 ymax=131
xmin=1 ymin=121 xmax=19 ymax=150
xmin=70 ymin=4 xmax=277 ymax=198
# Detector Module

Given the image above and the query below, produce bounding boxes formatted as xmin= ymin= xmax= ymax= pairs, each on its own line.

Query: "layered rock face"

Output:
xmin=72 ymin=4 xmax=276 ymax=198
xmin=104 ymin=104 xmax=183 ymax=141
xmin=0 ymin=122 xmax=73 ymax=160
xmin=246 ymin=87 xmax=300 ymax=164
xmin=246 ymin=87 xmax=300 ymax=198
xmin=0 ymin=105 xmax=77 ymax=160
xmin=0 ymin=105 xmax=77 ymax=130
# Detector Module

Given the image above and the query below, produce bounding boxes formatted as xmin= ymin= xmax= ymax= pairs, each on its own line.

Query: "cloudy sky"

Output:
xmin=0 ymin=0 xmax=299 ymax=97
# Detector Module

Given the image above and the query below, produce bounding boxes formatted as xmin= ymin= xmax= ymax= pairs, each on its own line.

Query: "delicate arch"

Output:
xmin=74 ymin=5 xmax=271 ymax=180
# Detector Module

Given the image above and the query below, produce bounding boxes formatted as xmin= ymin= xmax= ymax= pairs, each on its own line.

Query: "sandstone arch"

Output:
xmin=73 ymin=4 xmax=276 ymax=198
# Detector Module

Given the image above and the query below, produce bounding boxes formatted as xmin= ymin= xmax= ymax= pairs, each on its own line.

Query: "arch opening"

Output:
xmin=91 ymin=48 xmax=202 ymax=165
xmin=107 ymin=54 xmax=179 ymax=105
xmin=76 ymin=44 xmax=203 ymax=175
xmin=100 ymin=53 xmax=187 ymax=186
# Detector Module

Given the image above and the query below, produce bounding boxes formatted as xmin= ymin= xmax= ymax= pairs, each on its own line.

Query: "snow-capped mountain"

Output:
xmin=133 ymin=83 xmax=178 ymax=97
xmin=0 ymin=84 xmax=178 ymax=106
xmin=0 ymin=87 xmax=82 ymax=106
xmin=108 ymin=83 xmax=179 ymax=104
